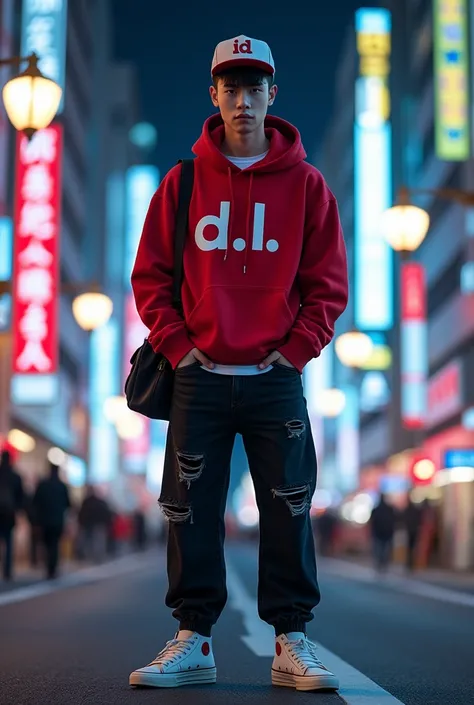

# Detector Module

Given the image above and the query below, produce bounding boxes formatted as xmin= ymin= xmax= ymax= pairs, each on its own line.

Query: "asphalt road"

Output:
xmin=0 ymin=541 xmax=473 ymax=705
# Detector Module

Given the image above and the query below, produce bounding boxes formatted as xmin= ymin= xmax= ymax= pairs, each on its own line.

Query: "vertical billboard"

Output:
xmin=89 ymin=319 xmax=120 ymax=484
xmin=123 ymin=166 xmax=159 ymax=473
xmin=124 ymin=166 xmax=159 ymax=287
xmin=0 ymin=0 xmax=14 ymax=214
xmin=20 ymin=0 xmax=68 ymax=112
xmin=12 ymin=125 xmax=62 ymax=381
xmin=354 ymin=8 xmax=393 ymax=331
xmin=400 ymin=262 xmax=427 ymax=429
xmin=433 ymin=0 xmax=470 ymax=161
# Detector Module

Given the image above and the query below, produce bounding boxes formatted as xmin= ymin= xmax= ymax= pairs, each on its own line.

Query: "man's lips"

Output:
xmin=234 ymin=114 xmax=254 ymax=120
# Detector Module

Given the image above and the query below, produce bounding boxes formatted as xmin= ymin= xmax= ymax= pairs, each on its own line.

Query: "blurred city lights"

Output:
xmin=335 ymin=331 xmax=374 ymax=368
xmin=115 ymin=411 xmax=145 ymax=440
xmin=47 ymin=446 xmax=66 ymax=465
xmin=411 ymin=459 xmax=436 ymax=485
xmin=129 ymin=121 xmax=158 ymax=149
xmin=103 ymin=395 xmax=128 ymax=424
xmin=7 ymin=428 xmax=35 ymax=453
xmin=316 ymin=389 xmax=346 ymax=418
xmin=237 ymin=505 xmax=259 ymax=528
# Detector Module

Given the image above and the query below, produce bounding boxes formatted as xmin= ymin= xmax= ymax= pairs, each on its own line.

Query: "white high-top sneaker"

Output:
xmin=129 ymin=632 xmax=216 ymax=688
xmin=272 ymin=634 xmax=339 ymax=691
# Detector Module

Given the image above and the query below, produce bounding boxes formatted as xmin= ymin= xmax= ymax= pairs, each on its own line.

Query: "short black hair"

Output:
xmin=213 ymin=66 xmax=274 ymax=89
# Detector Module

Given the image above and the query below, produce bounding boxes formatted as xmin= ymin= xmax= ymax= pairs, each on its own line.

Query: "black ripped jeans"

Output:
xmin=159 ymin=362 xmax=320 ymax=638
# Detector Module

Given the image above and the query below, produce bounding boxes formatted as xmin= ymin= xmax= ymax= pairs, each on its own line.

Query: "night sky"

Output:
xmin=114 ymin=1 xmax=363 ymax=175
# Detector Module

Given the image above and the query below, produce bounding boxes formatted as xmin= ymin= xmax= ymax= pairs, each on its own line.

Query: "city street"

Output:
xmin=0 ymin=541 xmax=473 ymax=705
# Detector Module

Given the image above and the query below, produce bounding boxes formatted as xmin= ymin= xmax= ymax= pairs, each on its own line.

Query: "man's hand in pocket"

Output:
xmin=177 ymin=348 xmax=215 ymax=370
xmin=258 ymin=351 xmax=295 ymax=370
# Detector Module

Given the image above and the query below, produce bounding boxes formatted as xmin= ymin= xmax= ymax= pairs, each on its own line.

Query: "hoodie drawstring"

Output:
xmin=225 ymin=167 xmax=254 ymax=274
xmin=243 ymin=172 xmax=254 ymax=275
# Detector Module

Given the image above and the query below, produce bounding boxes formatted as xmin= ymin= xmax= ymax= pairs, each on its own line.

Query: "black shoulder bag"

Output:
xmin=124 ymin=159 xmax=195 ymax=420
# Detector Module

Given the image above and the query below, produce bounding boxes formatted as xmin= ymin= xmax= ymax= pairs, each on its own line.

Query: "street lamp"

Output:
xmin=1 ymin=52 xmax=62 ymax=138
xmin=335 ymin=330 xmax=374 ymax=368
xmin=316 ymin=388 xmax=346 ymax=418
xmin=381 ymin=185 xmax=474 ymax=254
xmin=72 ymin=292 xmax=113 ymax=332
xmin=380 ymin=204 xmax=430 ymax=253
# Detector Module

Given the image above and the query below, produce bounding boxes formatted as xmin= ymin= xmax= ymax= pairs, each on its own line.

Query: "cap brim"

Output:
xmin=211 ymin=58 xmax=275 ymax=76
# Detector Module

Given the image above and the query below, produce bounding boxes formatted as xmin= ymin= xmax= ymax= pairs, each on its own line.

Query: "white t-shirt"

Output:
xmin=204 ymin=151 xmax=271 ymax=376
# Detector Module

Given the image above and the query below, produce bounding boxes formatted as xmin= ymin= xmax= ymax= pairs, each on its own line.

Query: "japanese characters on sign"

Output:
xmin=20 ymin=0 xmax=68 ymax=112
xmin=12 ymin=124 xmax=63 ymax=375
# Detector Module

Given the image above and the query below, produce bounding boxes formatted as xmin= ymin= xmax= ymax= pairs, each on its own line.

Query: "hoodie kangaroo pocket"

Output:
xmin=187 ymin=285 xmax=294 ymax=363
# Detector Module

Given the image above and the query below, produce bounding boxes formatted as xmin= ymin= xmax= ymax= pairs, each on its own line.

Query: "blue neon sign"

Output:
xmin=354 ymin=8 xmax=393 ymax=332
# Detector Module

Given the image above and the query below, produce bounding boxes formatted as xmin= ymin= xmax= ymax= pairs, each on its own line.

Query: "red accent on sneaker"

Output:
xmin=276 ymin=641 xmax=282 ymax=656
xmin=202 ymin=642 xmax=210 ymax=656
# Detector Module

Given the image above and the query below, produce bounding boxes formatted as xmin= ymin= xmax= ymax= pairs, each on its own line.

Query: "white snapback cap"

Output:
xmin=211 ymin=35 xmax=275 ymax=77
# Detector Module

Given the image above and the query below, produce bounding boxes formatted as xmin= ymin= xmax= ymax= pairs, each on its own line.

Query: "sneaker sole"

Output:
xmin=129 ymin=667 xmax=217 ymax=688
xmin=272 ymin=669 xmax=339 ymax=692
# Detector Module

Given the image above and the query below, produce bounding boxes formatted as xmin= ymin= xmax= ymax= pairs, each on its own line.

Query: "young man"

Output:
xmin=129 ymin=35 xmax=348 ymax=692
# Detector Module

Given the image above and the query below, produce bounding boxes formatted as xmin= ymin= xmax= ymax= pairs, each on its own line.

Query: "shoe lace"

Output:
xmin=289 ymin=638 xmax=327 ymax=670
xmin=149 ymin=638 xmax=193 ymax=667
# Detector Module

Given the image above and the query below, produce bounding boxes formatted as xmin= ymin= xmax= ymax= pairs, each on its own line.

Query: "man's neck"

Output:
xmin=221 ymin=127 xmax=269 ymax=158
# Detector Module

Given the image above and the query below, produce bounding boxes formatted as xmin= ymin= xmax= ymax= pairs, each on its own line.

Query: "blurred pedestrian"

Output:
xmin=77 ymin=486 xmax=111 ymax=563
xmin=129 ymin=33 xmax=347 ymax=691
xmin=24 ymin=490 xmax=41 ymax=568
xmin=132 ymin=509 xmax=147 ymax=551
xmin=369 ymin=494 xmax=396 ymax=573
xmin=402 ymin=495 xmax=423 ymax=572
xmin=0 ymin=449 xmax=24 ymax=581
xmin=33 ymin=462 xmax=71 ymax=580
xmin=316 ymin=510 xmax=338 ymax=557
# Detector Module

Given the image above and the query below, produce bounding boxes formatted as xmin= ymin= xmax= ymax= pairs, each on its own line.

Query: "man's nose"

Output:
xmin=236 ymin=90 xmax=251 ymax=109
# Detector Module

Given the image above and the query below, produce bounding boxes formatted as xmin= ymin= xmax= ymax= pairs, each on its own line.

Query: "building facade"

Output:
xmin=318 ymin=0 xmax=474 ymax=568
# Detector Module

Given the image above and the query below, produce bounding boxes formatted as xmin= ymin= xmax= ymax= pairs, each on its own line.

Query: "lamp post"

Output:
xmin=381 ymin=185 xmax=474 ymax=257
xmin=0 ymin=52 xmax=62 ymax=137
xmin=380 ymin=186 xmax=438 ymax=435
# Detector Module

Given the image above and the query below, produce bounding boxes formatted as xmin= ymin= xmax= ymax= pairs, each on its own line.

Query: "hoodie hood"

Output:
xmin=192 ymin=114 xmax=307 ymax=173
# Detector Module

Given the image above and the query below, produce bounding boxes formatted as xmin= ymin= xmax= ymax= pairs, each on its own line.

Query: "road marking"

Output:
xmin=322 ymin=558 xmax=474 ymax=609
xmin=226 ymin=559 xmax=407 ymax=705
xmin=0 ymin=552 xmax=153 ymax=608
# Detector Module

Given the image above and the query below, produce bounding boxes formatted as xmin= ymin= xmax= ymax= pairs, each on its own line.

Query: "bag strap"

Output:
xmin=172 ymin=159 xmax=195 ymax=314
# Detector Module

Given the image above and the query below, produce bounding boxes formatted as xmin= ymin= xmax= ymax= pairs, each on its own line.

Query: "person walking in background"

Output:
xmin=24 ymin=490 xmax=41 ymax=568
xmin=33 ymin=462 xmax=71 ymax=580
xmin=402 ymin=495 xmax=423 ymax=572
xmin=369 ymin=493 xmax=397 ymax=573
xmin=132 ymin=508 xmax=147 ymax=551
xmin=0 ymin=449 xmax=24 ymax=581
xmin=78 ymin=486 xmax=111 ymax=563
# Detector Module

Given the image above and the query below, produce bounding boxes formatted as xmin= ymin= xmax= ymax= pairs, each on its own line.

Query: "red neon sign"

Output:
xmin=12 ymin=125 xmax=63 ymax=375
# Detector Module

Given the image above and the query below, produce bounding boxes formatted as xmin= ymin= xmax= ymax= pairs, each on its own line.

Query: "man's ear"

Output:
xmin=268 ymin=84 xmax=278 ymax=107
xmin=209 ymin=85 xmax=219 ymax=108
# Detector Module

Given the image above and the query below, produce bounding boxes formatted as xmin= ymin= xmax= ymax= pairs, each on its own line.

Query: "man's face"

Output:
xmin=210 ymin=78 xmax=277 ymax=136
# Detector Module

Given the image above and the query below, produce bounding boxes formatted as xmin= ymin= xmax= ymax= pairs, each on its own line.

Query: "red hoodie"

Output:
xmin=131 ymin=115 xmax=348 ymax=373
